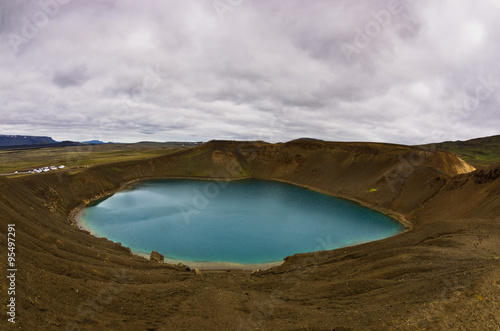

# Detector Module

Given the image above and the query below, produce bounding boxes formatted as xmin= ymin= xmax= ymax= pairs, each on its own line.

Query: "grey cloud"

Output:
xmin=52 ymin=64 xmax=89 ymax=88
xmin=0 ymin=0 xmax=498 ymax=144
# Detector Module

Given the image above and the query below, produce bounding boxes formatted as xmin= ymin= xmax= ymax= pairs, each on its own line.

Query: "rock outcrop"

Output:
xmin=150 ymin=251 xmax=164 ymax=263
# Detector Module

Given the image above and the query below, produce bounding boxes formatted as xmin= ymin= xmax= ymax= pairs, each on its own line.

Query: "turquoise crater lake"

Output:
xmin=80 ymin=179 xmax=405 ymax=266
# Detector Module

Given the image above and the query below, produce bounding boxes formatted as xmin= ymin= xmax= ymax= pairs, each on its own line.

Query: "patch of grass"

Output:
xmin=418 ymin=135 xmax=500 ymax=168
xmin=368 ymin=188 xmax=377 ymax=192
xmin=0 ymin=143 xmax=193 ymax=174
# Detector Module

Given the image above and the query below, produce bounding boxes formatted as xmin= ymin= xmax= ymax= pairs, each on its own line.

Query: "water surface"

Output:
xmin=80 ymin=179 xmax=404 ymax=265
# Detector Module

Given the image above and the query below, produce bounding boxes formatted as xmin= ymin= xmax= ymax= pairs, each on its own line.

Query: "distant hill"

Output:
xmin=82 ymin=140 xmax=106 ymax=144
xmin=0 ymin=140 xmax=84 ymax=151
xmin=418 ymin=135 xmax=500 ymax=168
xmin=0 ymin=135 xmax=56 ymax=147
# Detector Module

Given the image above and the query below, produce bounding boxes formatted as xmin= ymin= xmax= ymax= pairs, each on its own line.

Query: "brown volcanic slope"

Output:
xmin=1 ymin=140 xmax=499 ymax=330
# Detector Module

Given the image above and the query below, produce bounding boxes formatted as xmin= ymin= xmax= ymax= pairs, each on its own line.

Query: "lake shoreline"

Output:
xmin=72 ymin=175 xmax=411 ymax=270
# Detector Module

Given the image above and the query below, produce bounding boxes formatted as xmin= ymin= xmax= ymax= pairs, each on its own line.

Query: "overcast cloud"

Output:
xmin=0 ymin=0 xmax=499 ymax=144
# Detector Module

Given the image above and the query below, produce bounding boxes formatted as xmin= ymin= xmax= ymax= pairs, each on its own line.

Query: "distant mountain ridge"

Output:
xmin=82 ymin=140 xmax=106 ymax=144
xmin=0 ymin=135 xmax=56 ymax=147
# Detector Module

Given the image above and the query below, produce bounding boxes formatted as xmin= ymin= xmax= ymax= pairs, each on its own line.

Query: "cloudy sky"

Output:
xmin=0 ymin=0 xmax=499 ymax=144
